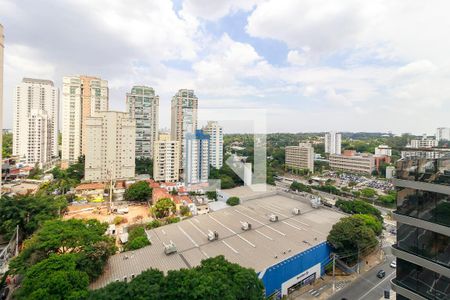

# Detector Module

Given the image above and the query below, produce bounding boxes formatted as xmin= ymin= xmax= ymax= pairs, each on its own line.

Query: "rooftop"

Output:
xmin=92 ymin=192 xmax=344 ymax=289
xmin=75 ymin=182 xmax=106 ymax=191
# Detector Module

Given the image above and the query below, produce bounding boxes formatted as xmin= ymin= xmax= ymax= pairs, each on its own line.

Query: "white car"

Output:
xmin=390 ymin=260 xmax=397 ymax=268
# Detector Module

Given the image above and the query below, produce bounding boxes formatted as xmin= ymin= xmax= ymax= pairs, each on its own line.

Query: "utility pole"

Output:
xmin=332 ymin=253 xmax=336 ymax=292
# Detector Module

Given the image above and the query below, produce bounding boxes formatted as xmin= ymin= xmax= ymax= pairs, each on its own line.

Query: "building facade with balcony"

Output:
xmin=126 ymin=86 xmax=159 ymax=159
xmin=153 ymin=133 xmax=180 ymax=182
xmin=84 ymin=111 xmax=135 ymax=181
xmin=329 ymin=150 xmax=375 ymax=174
xmin=391 ymin=154 xmax=450 ymax=300
xmin=285 ymin=142 xmax=314 ymax=172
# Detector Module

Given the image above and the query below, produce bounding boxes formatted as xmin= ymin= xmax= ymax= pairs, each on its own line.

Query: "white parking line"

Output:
xmin=255 ymin=230 xmax=273 ymax=240
xmin=161 ymin=229 xmax=166 ymax=235
xmin=208 ymin=215 xmax=256 ymax=248
xmin=357 ymin=272 xmax=395 ymax=300
xmin=201 ymin=250 xmax=210 ymax=258
xmin=188 ymin=220 xmax=207 ymax=237
xmin=257 ymin=204 xmax=289 ymax=218
xmin=282 ymin=221 xmax=304 ymax=231
xmin=194 ymin=219 xmax=200 ymax=224
xmin=222 ymin=240 xmax=239 ymax=254
xmin=234 ymin=209 xmax=286 ymax=236
xmin=177 ymin=225 xmax=199 ymax=247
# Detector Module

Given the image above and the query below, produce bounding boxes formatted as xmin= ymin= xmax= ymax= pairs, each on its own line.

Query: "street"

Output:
xmin=328 ymin=247 xmax=396 ymax=300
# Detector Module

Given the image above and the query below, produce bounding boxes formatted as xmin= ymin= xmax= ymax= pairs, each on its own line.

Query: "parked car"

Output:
xmin=377 ymin=270 xmax=386 ymax=279
xmin=390 ymin=260 xmax=397 ymax=268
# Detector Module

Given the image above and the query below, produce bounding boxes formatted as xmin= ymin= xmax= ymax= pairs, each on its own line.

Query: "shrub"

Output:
xmin=226 ymin=196 xmax=240 ymax=206
xmin=113 ymin=216 xmax=124 ymax=225
xmin=146 ymin=219 xmax=162 ymax=229
xmin=166 ymin=217 xmax=180 ymax=224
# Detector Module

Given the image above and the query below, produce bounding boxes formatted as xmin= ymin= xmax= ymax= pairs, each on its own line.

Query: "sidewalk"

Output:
xmin=289 ymin=249 xmax=385 ymax=300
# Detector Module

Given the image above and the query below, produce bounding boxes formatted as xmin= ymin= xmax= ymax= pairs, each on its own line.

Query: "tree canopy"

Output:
xmin=327 ymin=215 xmax=379 ymax=263
xmin=335 ymin=199 xmax=382 ymax=221
xmin=135 ymin=158 xmax=153 ymax=176
xmin=152 ymin=198 xmax=175 ymax=219
xmin=0 ymin=194 xmax=67 ymax=240
xmin=124 ymin=181 xmax=152 ymax=202
xmin=9 ymin=219 xmax=115 ymax=279
xmin=87 ymin=255 xmax=264 ymax=300
xmin=124 ymin=226 xmax=150 ymax=251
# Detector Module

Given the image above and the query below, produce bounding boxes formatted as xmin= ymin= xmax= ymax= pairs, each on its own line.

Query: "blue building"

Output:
xmin=184 ymin=129 xmax=210 ymax=185
xmin=259 ymin=242 xmax=332 ymax=298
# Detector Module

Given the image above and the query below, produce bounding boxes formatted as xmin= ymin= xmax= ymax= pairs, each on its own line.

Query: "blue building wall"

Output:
xmin=259 ymin=242 xmax=332 ymax=298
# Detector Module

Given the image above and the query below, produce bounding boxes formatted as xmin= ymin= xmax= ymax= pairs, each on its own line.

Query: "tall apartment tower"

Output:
xmin=184 ymin=130 xmax=209 ymax=185
xmin=391 ymin=153 xmax=450 ymax=300
xmin=62 ymin=76 xmax=108 ymax=166
xmin=153 ymin=133 xmax=180 ymax=182
xmin=13 ymin=78 xmax=59 ymax=166
xmin=202 ymin=121 xmax=223 ymax=169
xmin=285 ymin=142 xmax=314 ymax=172
xmin=436 ymin=127 xmax=450 ymax=142
xmin=0 ymin=24 xmax=4 ymax=187
xmin=84 ymin=111 xmax=135 ymax=181
xmin=324 ymin=131 xmax=342 ymax=155
xmin=126 ymin=86 xmax=159 ymax=159
xmin=171 ymin=89 xmax=198 ymax=168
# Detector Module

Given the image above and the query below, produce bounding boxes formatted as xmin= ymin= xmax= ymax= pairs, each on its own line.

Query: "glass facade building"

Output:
xmin=392 ymin=154 xmax=450 ymax=300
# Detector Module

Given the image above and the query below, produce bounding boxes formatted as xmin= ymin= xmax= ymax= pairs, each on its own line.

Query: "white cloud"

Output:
xmin=181 ymin=0 xmax=260 ymax=21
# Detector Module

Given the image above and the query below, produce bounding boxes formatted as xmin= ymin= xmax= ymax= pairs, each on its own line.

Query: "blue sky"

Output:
xmin=1 ymin=0 xmax=450 ymax=134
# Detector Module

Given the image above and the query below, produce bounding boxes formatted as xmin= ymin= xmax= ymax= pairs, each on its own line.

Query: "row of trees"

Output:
xmin=0 ymin=194 xmax=68 ymax=240
xmin=87 ymin=255 xmax=265 ymax=300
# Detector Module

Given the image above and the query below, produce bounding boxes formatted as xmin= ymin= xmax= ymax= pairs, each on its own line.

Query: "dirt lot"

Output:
xmin=64 ymin=203 xmax=152 ymax=230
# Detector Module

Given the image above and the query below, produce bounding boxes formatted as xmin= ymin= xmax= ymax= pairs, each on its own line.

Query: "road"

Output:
xmin=328 ymin=247 xmax=395 ymax=300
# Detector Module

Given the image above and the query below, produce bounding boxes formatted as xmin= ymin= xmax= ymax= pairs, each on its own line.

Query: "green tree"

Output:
xmin=152 ymin=198 xmax=175 ymax=219
xmin=87 ymin=255 xmax=264 ymax=300
xmin=206 ymin=191 xmax=217 ymax=201
xmin=290 ymin=181 xmax=312 ymax=193
xmin=361 ymin=188 xmax=377 ymax=198
xmin=124 ymin=181 xmax=152 ymax=202
xmin=180 ymin=205 xmax=191 ymax=216
xmin=351 ymin=214 xmax=382 ymax=236
xmin=335 ymin=199 xmax=382 ymax=221
xmin=9 ymin=219 xmax=113 ymax=278
xmin=220 ymin=175 xmax=236 ymax=189
xmin=327 ymin=216 xmax=379 ymax=264
xmin=135 ymin=157 xmax=153 ymax=176
xmin=2 ymin=132 xmax=12 ymax=158
xmin=15 ymin=254 xmax=89 ymax=300
xmin=0 ymin=194 xmax=68 ymax=240
xmin=28 ymin=163 xmax=43 ymax=179
xmin=226 ymin=196 xmax=240 ymax=206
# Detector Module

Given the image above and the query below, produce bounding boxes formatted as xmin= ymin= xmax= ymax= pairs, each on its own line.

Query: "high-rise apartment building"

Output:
xmin=0 ymin=24 xmax=4 ymax=187
xmin=153 ymin=133 xmax=180 ymax=182
xmin=171 ymin=89 xmax=198 ymax=168
xmin=184 ymin=130 xmax=209 ymax=185
xmin=84 ymin=111 xmax=135 ymax=181
xmin=324 ymin=131 xmax=342 ymax=155
xmin=13 ymin=78 xmax=58 ymax=166
xmin=436 ymin=127 xmax=450 ymax=142
xmin=126 ymin=86 xmax=159 ymax=159
xmin=202 ymin=121 xmax=223 ymax=169
xmin=62 ymin=76 xmax=108 ymax=166
xmin=285 ymin=143 xmax=314 ymax=172
xmin=391 ymin=154 xmax=450 ymax=300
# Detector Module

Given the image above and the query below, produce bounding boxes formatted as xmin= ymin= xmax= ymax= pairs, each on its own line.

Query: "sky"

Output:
xmin=1 ymin=0 xmax=450 ymax=134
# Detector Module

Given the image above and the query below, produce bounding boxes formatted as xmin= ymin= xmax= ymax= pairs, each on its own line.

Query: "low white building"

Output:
xmin=375 ymin=145 xmax=392 ymax=156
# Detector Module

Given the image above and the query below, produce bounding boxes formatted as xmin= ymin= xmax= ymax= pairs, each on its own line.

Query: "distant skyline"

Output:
xmin=1 ymin=0 xmax=450 ymax=134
